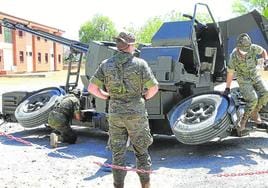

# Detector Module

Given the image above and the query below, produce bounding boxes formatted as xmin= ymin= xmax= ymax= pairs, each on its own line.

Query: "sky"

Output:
xmin=0 ymin=0 xmax=236 ymax=40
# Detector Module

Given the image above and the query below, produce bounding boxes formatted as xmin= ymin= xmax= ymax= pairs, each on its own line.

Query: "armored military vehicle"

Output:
xmin=1 ymin=3 xmax=268 ymax=145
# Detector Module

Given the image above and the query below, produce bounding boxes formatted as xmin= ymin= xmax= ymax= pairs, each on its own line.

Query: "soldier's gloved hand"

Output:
xmin=223 ymin=88 xmax=230 ymax=96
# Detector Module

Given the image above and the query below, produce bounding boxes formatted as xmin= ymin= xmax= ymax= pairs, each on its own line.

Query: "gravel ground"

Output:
xmin=1 ymin=70 xmax=268 ymax=188
xmin=1 ymin=122 xmax=268 ymax=188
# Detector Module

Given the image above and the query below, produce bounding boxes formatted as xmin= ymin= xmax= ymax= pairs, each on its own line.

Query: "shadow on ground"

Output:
xmin=150 ymin=135 xmax=268 ymax=174
xmin=1 ymin=124 xmax=268 ymax=180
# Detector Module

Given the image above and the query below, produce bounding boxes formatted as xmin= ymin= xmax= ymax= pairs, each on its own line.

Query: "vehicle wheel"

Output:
xmin=15 ymin=87 xmax=65 ymax=128
xmin=168 ymin=92 xmax=232 ymax=145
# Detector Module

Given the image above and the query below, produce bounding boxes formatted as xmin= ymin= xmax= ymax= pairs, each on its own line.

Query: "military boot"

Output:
xmin=236 ymin=115 xmax=249 ymax=137
xmin=141 ymin=182 xmax=150 ymax=188
xmin=50 ymin=133 xmax=63 ymax=148
xmin=113 ymin=183 xmax=124 ymax=188
xmin=50 ymin=133 xmax=58 ymax=148
xmin=251 ymin=110 xmax=262 ymax=124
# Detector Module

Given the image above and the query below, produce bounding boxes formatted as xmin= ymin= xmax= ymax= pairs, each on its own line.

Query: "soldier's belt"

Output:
xmin=109 ymin=95 xmax=142 ymax=100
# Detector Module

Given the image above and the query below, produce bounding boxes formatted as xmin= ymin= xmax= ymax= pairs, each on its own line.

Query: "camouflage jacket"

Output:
xmin=90 ymin=51 xmax=158 ymax=115
xmin=227 ymin=44 xmax=264 ymax=83
xmin=53 ymin=94 xmax=80 ymax=119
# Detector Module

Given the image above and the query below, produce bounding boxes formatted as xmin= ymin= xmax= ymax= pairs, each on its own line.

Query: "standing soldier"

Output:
xmin=224 ymin=33 xmax=268 ymax=136
xmin=88 ymin=31 xmax=159 ymax=188
xmin=48 ymin=89 xmax=82 ymax=148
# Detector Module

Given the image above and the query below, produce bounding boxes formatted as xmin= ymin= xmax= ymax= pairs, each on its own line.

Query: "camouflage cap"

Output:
xmin=114 ymin=31 xmax=136 ymax=45
xmin=236 ymin=33 xmax=252 ymax=52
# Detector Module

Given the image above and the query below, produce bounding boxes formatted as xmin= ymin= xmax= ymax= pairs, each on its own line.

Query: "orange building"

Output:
xmin=0 ymin=12 xmax=64 ymax=74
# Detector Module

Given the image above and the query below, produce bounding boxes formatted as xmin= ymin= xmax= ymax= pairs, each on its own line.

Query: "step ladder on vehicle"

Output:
xmin=65 ymin=50 xmax=83 ymax=92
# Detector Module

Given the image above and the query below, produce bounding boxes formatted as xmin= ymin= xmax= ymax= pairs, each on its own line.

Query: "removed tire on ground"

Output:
xmin=168 ymin=92 xmax=235 ymax=145
xmin=15 ymin=87 xmax=65 ymax=128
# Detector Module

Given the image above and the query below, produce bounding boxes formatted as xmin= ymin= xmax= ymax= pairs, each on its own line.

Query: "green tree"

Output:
xmin=135 ymin=10 xmax=213 ymax=44
xmin=79 ymin=14 xmax=117 ymax=43
xmin=232 ymin=0 xmax=268 ymax=17
xmin=135 ymin=11 xmax=183 ymax=44
xmin=136 ymin=17 xmax=163 ymax=43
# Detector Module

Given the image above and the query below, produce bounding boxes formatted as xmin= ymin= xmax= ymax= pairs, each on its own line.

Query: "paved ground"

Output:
xmin=1 ymin=70 xmax=268 ymax=187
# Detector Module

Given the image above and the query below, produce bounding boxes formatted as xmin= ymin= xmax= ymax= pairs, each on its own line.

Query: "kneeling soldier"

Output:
xmin=48 ymin=89 xmax=81 ymax=148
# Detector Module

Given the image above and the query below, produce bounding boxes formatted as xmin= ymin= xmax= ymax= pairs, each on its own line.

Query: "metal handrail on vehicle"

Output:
xmin=1 ymin=18 xmax=89 ymax=53
xmin=0 ymin=18 xmax=89 ymax=92
xmin=189 ymin=3 xmax=223 ymax=75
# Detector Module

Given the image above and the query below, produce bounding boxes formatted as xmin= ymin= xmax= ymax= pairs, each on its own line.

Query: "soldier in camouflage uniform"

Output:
xmin=48 ymin=89 xmax=82 ymax=148
xmin=88 ymin=31 xmax=159 ymax=188
xmin=224 ymin=33 xmax=268 ymax=136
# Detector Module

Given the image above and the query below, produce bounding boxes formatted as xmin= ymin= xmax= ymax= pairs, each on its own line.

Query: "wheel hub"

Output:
xmin=23 ymin=96 xmax=50 ymax=113
xmin=183 ymin=102 xmax=215 ymax=124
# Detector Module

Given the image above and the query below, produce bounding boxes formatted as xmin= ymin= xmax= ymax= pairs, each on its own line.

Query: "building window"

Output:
xmin=45 ymin=53 xmax=48 ymax=63
xmin=51 ymin=54 xmax=54 ymax=58
xmin=29 ymin=52 xmax=32 ymax=56
xmin=38 ymin=53 xmax=41 ymax=63
xmin=19 ymin=51 xmax=24 ymax=63
xmin=18 ymin=30 xmax=23 ymax=37
xmin=0 ymin=25 xmax=2 ymax=35
xmin=4 ymin=28 xmax=12 ymax=43
xmin=44 ymin=39 xmax=47 ymax=42
xmin=37 ymin=36 xmax=40 ymax=41
xmin=58 ymin=54 xmax=61 ymax=63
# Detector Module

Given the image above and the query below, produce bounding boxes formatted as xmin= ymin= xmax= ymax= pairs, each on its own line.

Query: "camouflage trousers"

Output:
xmin=239 ymin=79 xmax=268 ymax=117
xmin=108 ymin=115 xmax=153 ymax=185
xmin=48 ymin=111 xmax=77 ymax=144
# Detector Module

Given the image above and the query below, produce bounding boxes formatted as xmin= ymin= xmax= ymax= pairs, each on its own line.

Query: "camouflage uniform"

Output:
xmin=48 ymin=94 xmax=80 ymax=144
xmin=227 ymin=39 xmax=268 ymax=118
xmin=90 ymin=51 xmax=158 ymax=185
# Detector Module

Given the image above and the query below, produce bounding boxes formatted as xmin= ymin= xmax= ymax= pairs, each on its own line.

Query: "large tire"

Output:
xmin=15 ymin=87 xmax=65 ymax=128
xmin=168 ymin=92 xmax=232 ymax=145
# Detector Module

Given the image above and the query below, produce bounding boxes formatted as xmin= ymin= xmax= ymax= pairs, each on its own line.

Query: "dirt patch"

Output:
xmin=0 ymin=70 xmax=69 ymax=85
xmin=0 ymin=69 xmax=267 ymax=86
